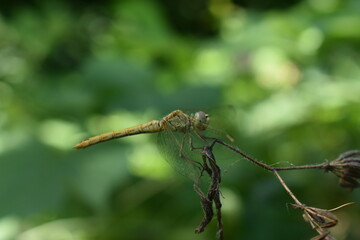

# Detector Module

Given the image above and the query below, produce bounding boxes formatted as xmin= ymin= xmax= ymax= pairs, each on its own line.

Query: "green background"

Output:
xmin=0 ymin=0 xmax=359 ymax=239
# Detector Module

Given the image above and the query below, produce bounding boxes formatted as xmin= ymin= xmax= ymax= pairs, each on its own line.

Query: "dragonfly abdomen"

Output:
xmin=74 ymin=120 xmax=161 ymax=149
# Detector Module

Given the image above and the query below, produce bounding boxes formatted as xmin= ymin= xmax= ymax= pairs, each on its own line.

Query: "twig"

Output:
xmin=193 ymin=143 xmax=224 ymax=240
xmin=274 ymin=163 xmax=327 ymax=171
xmin=205 ymin=138 xmax=274 ymax=171
xmin=273 ymin=170 xmax=302 ymax=205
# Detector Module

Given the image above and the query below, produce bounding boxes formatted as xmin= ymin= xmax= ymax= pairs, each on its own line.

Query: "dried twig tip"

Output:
xmin=290 ymin=202 xmax=354 ymax=240
xmin=325 ymin=150 xmax=360 ymax=191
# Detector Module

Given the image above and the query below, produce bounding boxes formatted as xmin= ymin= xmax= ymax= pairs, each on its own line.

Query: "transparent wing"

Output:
xmin=194 ymin=107 xmax=245 ymax=177
xmin=157 ymin=107 xmax=240 ymax=181
xmin=204 ymin=105 xmax=239 ymax=141
xmin=157 ymin=129 xmax=209 ymax=182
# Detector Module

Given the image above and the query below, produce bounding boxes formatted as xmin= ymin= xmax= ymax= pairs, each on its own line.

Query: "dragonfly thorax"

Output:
xmin=159 ymin=110 xmax=210 ymax=133
xmin=160 ymin=110 xmax=192 ymax=133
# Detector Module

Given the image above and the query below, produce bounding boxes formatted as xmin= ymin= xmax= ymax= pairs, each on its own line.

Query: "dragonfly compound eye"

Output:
xmin=194 ymin=111 xmax=210 ymax=130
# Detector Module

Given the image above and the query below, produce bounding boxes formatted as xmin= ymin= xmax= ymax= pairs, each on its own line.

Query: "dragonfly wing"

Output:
xmin=157 ymin=129 xmax=204 ymax=181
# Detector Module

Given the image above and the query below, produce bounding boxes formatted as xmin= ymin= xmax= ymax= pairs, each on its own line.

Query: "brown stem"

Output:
xmin=208 ymin=138 xmax=274 ymax=171
xmin=273 ymin=170 xmax=302 ymax=205
xmin=274 ymin=163 xmax=327 ymax=171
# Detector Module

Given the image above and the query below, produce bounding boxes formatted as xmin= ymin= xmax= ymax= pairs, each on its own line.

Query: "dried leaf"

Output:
xmin=327 ymin=150 xmax=360 ymax=190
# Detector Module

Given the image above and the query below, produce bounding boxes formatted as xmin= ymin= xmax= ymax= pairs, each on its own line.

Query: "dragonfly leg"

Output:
xmin=189 ymin=135 xmax=203 ymax=151
xmin=176 ymin=133 xmax=203 ymax=179
xmin=195 ymin=154 xmax=212 ymax=181
xmin=187 ymin=135 xmax=213 ymax=179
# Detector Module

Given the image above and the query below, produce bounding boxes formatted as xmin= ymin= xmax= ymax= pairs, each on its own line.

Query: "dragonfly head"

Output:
xmin=194 ymin=111 xmax=210 ymax=131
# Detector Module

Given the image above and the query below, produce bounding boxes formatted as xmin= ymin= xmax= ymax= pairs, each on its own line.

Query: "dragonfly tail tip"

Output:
xmin=74 ymin=143 xmax=84 ymax=149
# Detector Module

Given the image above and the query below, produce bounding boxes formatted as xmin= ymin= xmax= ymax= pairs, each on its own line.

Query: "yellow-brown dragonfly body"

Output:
xmin=74 ymin=110 xmax=210 ymax=149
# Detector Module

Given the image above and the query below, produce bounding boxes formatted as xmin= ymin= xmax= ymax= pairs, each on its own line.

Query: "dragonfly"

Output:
xmin=74 ymin=109 xmax=248 ymax=239
xmin=74 ymin=110 xmax=222 ymax=181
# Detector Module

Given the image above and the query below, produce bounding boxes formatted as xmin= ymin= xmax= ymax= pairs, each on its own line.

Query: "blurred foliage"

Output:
xmin=0 ymin=0 xmax=359 ymax=239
